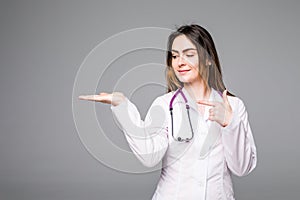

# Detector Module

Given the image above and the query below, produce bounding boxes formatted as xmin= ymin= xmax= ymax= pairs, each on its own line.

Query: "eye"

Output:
xmin=172 ymin=55 xmax=178 ymax=59
xmin=186 ymin=54 xmax=195 ymax=57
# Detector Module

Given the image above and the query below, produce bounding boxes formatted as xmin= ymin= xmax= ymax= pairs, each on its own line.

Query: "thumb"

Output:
xmin=222 ymin=89 xmax=229 ymax=104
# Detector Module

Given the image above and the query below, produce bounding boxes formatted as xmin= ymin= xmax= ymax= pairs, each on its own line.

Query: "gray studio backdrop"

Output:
xmin=1 ymin=0 xmax=299 ymax=199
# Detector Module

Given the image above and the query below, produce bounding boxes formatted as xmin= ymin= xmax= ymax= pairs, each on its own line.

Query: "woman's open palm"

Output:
xmin=79 ymin=92 xmax=125 ymax=106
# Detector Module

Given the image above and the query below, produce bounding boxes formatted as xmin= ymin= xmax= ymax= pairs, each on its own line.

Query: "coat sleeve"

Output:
xmin=221 ymin=97 xmax=257 ymax=177
xmin=110 ymin=97 xmax=169 ymax=168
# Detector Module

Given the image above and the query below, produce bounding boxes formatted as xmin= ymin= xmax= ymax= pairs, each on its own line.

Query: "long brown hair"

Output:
xmin=166 ymin=24 xmax=233 ymax=96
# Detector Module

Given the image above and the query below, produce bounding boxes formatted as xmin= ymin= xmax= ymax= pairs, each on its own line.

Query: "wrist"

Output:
xmin=112 ymin=93 xmax=126 ymax=107
xmin=222 ymin=110 xmax=233 ymax=127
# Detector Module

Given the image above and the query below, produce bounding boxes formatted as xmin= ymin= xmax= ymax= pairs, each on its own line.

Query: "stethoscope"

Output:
xmin=169 ymin=88 xmax=194 ymax=142
xmin=169 ymin=88 xmax=223 ymax=143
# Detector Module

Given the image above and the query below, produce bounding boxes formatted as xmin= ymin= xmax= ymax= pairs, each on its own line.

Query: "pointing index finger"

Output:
xmin=197 ymin=100 xmax=216 ymax=107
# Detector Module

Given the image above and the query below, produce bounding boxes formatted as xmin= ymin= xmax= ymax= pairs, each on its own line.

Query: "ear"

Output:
xmin=206 ymin=60 xmax=212 ymax=67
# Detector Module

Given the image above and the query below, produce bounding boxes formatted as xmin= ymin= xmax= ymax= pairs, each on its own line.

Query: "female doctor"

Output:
xmin=79 ymin=24 xmax=257 ymax=200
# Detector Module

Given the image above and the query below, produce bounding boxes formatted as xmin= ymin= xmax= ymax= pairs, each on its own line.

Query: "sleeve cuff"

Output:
xmin=110 ymin=97 xmax=129 ymax=112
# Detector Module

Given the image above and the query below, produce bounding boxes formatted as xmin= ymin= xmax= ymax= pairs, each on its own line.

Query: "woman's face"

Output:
xmin=171 ymin=34 xmax=200 ymax=84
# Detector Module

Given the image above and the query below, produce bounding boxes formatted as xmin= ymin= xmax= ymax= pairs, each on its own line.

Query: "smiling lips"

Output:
xmin=178 ymin=69 xmax=191 ymax=75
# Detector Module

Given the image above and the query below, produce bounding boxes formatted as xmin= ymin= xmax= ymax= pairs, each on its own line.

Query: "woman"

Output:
xmin=79 ymin=24 xmax=257 ymax=200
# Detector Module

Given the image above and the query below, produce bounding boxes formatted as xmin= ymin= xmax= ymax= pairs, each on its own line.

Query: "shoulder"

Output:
xmin=153 ymin=91 xmax=174 ymax=106
xmin=227 ymin=95 xmax=247 ymax=116
xmin=228 ymin=95 xmax=244 ymax=106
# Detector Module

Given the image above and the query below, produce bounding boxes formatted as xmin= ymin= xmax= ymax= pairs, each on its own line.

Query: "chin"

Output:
xmin=177 ymin=76 xmax=195 ymax=83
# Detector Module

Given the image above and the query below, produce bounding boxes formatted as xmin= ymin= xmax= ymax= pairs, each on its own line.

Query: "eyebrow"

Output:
xmin=171 ymin=48 xmax=197 ymax=53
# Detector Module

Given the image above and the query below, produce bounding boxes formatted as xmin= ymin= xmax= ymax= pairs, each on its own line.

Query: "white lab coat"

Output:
xmin=111 ymin=87 xmax=257 ymax=200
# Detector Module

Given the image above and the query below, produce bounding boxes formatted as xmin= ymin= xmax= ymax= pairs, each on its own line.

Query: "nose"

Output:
xmin=178 ymin=55 xmax=186 ymax=67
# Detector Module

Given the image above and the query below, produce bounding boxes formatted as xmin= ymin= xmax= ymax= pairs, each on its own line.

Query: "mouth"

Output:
xmin=177 ymin=69 xmax=191 ymax=74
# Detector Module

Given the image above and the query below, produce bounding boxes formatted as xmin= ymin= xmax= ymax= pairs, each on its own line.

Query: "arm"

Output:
xmin=221 ymin=97 xmax=257 ymax=176
xmin=111 ymin=97 xmax=169 ymax=168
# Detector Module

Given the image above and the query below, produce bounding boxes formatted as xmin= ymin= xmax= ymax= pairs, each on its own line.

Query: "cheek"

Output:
xmin=189 ymin=58 xmax=199 ymax=68
xmin=171 ymin=60 xmax=177 ymax=69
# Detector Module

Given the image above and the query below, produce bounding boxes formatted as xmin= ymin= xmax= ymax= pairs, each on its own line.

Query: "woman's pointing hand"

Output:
xmin=197 ymin=90 xmax=233 ymax=127
xmin=79 ymin=92 xmax=126 ymax=107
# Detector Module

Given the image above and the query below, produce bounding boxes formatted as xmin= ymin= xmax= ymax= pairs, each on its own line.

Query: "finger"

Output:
xmin=78 ymin=95 xmax=91 ymax=100
xmin=209 ymin=108 xmax=214 ymax=116
xmin=78 ymin=95 xmax=95 ymax=101
xmin=79 ymin=95 xmax=104 ymax=101
xmin=208 ymin=115 xmax=215 ymax=121
xmin=99 ymin=92 xmax=108 ymax=95
xmin=222 ymin=90 xmax=229 ymax=104
xmin=197 ymin=100 xmax=216 ymax=107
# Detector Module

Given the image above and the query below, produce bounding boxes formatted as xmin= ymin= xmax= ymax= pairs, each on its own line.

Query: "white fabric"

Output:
xmin=111 ymin=88 xmax=257 ymax=200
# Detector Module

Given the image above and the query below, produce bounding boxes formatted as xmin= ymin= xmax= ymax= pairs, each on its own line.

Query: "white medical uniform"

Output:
xmin=111 ymin=87 xmax=257 ymax=200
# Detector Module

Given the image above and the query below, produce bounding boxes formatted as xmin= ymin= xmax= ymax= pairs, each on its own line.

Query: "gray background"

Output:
xmin=1 ymin=0 xmax=299 ymax=199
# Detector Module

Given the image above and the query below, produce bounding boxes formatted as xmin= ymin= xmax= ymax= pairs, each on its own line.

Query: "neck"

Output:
xmin=183 ymin=79 xmax=211 ymax=101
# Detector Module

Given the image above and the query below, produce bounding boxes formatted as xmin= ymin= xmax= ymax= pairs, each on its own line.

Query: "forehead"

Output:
xmin=172 ymin=34 xmax=196 ymax=51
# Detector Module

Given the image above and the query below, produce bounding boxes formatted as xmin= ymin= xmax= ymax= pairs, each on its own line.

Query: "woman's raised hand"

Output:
xmin=79 ymin=92 xmax=126 ymax=107
xmin=197 ymin=90 xmax=233 ymax=127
